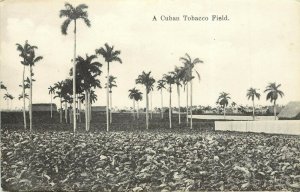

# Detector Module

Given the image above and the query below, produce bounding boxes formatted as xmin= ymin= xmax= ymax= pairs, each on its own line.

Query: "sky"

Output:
xmin=0 ymin=0 xmax=299 ymax=110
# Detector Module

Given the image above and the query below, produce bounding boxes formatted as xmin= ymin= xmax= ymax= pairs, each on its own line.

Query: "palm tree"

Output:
xmin=217 ymin=92 xmax=231 ymax=118
xmin=157 ymin=79 xmax=166 ymax=119
xmin=163 ymin=73 xmax=175 ymax=128
xmin=16 ymin=40 xmax=36 ymax=130
xmin=48 ymin=86 xmax=55 ymax=118
xmin=264 ymin=83 xmax=284 ymax=120
xmin=106 ymin=76 xmax=117 ymax=124
xmin=54 ymin=81 xmax=64 ymax=123
xmin=72 ymin=54 xmax=102 ymax=131
xmin=96 ymin=43 xmax=122 ymax=132
xmin=26 ymin=45 xmax=43 ymax=132
xmin=136 ymin=71 xmax=155 ymax=129
xmin=129 ymin=88 xmax=138 ymax=120
xmin=134 ymin=89 xmax=143 ymax=119
xmin=171 ymin=66 xmax=185 ymax=125
xmin=60 ymin=2 xmax=91 ymax=133
xmin=246 ymin=88 xmax=261 ymax=120
xmin=180 ymin=53 xmax=203 ymax=129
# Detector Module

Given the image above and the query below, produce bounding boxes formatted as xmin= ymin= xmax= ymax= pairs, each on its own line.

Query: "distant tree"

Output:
xmin=60 ymin=2 xmax=91 ymax=133
xmin=171 ymin=66 xmax=185 ymax=125
xmin=157 ymin=79 xmax=166 ymax=119
xmin=96 ymin=43 xmax=122 ymax=132
xmin=136 ymin=71 xmax=155 ymax=129
xmin=246 ymin=88 xmax=260 ymax=120
xmin=48 ymin=86 xmax=56 ymax=118
xmin=163 ymin=73 xmax=175 ymax=128
xmin=4 ymin=93 xmax=14 ymax=110
xmin=264 ymin=83 xmax=284 ymax=120
xmin=217 ymin=92 xmax=231 ymax=118
xmin=105 ymin=75 xmax=117 ymax=124
xmin=129 ymin=88 xmax=139 ymax=120
xmin=54 ymin=81 xmax=64 ymax=123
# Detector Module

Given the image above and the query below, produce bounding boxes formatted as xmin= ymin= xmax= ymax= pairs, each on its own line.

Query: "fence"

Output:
xmin=215 ymin=120 xmax=300 ymax=135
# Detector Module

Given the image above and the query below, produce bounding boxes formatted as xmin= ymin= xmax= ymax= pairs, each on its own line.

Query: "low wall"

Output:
xmin=215 ymin=120 xmax=300 ymax=135
xmin=193 ymin=115 xmax=275 ymax=121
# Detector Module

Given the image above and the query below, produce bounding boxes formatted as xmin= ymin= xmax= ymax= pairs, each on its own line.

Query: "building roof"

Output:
xmin=278 ymin=101 xmax=300 ymax=119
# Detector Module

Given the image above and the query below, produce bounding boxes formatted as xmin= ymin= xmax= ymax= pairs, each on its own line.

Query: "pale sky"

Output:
xmin=0 ymin=0 xmax=299 ymax=110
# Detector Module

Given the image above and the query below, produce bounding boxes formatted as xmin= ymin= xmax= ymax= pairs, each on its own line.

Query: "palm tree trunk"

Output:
xmin=169 ymin=86 xmax=172 ymax=128
xmin=274 ymin=100 xmax=277 ymax=120
xmin=60 ymin=98 xmax=62 ymax=123
xmin=110 ymin=91 xmax=112 ymax=124
xmin=161 ymin=89 xmax=163 ymax=119
xmin=150 ymin=92 xmax=153 ymax=119
xmin=79 ymin=99 xmax=81 ymax=123
xmin=22 ymin=64 xmax=26 ymax=129
xmin=29 ymin=66 xmax=33 ymax=132
xmin=132 ymin=100 xmax=135 ymax=120
xmin=186 ymin=84 xmax=189 ymax=125
xmin=177 ymin=84 xmax=181 ymax=125
xmin=146 ymin=88 xmax=149 ymax=129
xmin=65 ymin=102 xmax=68 ymax=123
xmin=137 ymin=101 xmax=139 ymax=119
xmin=88 ymin=90 xmax=91 ymax=131
xmin=223 ymin=106 xmax=226 ymax=118
xmin=85 ymin=90 xmax=88 ymax=131
xmin=106 ymin=62 xmax=110 ymax=131
xmin=72 ymin=20 xmax=77 ymax=134
xmin=190 ymin=80 xmax=193 ymax=129
xmin=252 ymin=99 xmax=255 ymax=120
xmin=50 ymin=93 xmax=53 ymax=119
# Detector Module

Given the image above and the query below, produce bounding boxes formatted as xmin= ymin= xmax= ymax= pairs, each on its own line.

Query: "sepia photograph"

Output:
xmin=0 ymin=0 xmax=300 ymax=191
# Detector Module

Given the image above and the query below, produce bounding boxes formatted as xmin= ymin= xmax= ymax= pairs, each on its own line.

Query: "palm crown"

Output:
xmin=48 ymin=86 xmax=55 ymax=95
xmin=136 ymin=71 xmax=156 ymax=94
xmin=246 ymin=88 xmax=261 ymax=101
xmin=180 ymin=53 xmax=203 ymax=81
xmin=264 ymin=83 xmax=284 ymax=103
xmin=157 ymin=79 xmax=166 ymax=91
xmin=217 ymin=92 xmax=231 ymax=107
xmin=59 ymin=3 xmax=91 ymax=35
xmin=129 ymin=88 xmax=143 ymax=102
xmin=96 ymin=43 xmax=122 ymax=66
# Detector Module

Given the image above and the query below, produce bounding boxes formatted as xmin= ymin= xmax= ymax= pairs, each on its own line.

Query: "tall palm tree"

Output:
xmin=246 ymin=88 xmax=261 ymax=120
xmin=217 ymin=92 xmax=231 ymax=118
xmin=48 ymin=86 xmax=55 ymax=118
xmin=73 ymin=54 xmax=102 ymax=131
xmin=26 ymin=46 xmax=43 ymax=132
xmin=60 ymin=2 xmax=91 ymax=133
xmin=264 ymin=83 xmax=284 ymax=120
xmin=180 ymin=53 xmax=203 ymax=129
xmin=54 ymin=81 xmax=64 ymax=123
xmin=157 ymin=79 xmax=166 ymax=119
xmin=136 ymin=71 xmax=155 ymax=129
xmin=106 ymin=76 xmax=117 ymax=124
xmin=163 ymin=73 xmax=175 ymax=128
xmin=171 ymin=66 xmax=185 ymax=125
xmin=96 ymin=43 xmax=122 ymax=132
xmin=16 ymin=40 xmax=36 ymax=130
xmin=129 ymin=88 xmax=138 ymax=120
